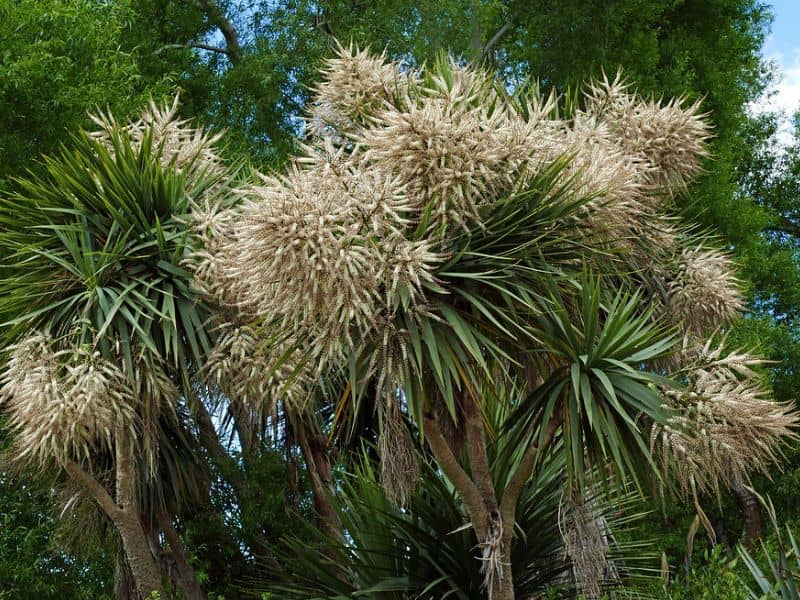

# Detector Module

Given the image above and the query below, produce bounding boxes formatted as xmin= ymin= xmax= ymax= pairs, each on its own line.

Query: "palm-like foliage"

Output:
xmin=0 ymin=121 xmax=221 ymax=387
xmin=261 ymin=450 xmax=564 ymax=599
xmin=0 ymin=102 xmax=231 ymax=597
xmin=192 ymin=46 xmax=796 ymax=598
xmin=520 ymin=279 xmax=674 ymax=492
xmin=262 ymin=440 xmax=652 ymax=599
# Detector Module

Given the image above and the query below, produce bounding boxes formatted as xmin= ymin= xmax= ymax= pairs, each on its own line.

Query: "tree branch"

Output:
xmin=522 ymin=354 xmax=544 ymax=393
xmin=766 ymin=216 xmax=800 ymax=238
xmin=115 ymin=429 xmax=137 ymax=513
xmin=191 ymin=396 xmax=245 ymax=495
xmin=157 ymin=510 xmax=206 ymax=600
xmin=65 ymin=459 xmax=122 ymax=521
xmin=499 ymin=408 xmax=563 ymax=542
xmin=228 ymin=397 xmax=258 ymax=464
xmin=481 ymin=16 xmax=515 ymax=62
xmin=156 ymin=43 xmax=231 ymax=56
xmin=294 ymin=415 xmax=342 ymax=540
xmin=193 ymin=0 xmax=242 ymax=65
xmin=463 ymin=390 xmax=499 ymax=515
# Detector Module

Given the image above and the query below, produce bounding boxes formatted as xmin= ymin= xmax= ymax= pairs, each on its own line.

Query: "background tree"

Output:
xmin=0 ymin=0 xmax=171 ymax=184
xmin=0 ymin=471 xmax=113 ymax=599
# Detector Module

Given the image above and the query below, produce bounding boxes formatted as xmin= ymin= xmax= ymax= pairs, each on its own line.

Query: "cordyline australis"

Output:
xmin=0 ymin=44 xmax=796 ymax=599
xmin=0 ymin=97 xmax=225 ymax=599
xmin=194 ymin=45 xmax=797 ymax=598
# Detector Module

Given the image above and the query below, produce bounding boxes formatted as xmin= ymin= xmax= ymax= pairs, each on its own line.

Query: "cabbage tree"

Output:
xmin=197 ymin=47 xmax=797 ymax=599
xmin=0 ymin=100 xmax=227 ymax=598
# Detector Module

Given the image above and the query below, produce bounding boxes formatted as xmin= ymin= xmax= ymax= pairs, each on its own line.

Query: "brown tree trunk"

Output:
xmin=491 ymin=563 xmax=515 ymax=600
xmin=192 ymin=395 xmax=245 ymax=494
xmin=158 ymin=510 xmax=206 ymax=600
xmin=426 ymin=396 xmax=514 ymax=599
xmin=469 ymin=0 xmax=484 ymax=60
xmin=295 ymin=416 xmax=341 ymax=539
xmin=732 ymin=481 xmax=762 ymax=546
xmin=194 ymin=0 xmax=242 ymax=64
xmin=114 ymin=546 xmax=137 ymax=600
xmin=710 ymin=513 xmax=729 ymax=548
xmin=116 ymin=513 xmax=164 ymax=598
xmin=285 ymin=422 xmax=301 ymax=511
xmin=115 ymin=434 xmax=164 ymax=598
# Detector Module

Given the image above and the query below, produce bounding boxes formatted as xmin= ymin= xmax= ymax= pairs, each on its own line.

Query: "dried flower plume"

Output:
xmin=667 ymin=245 xmax=744 ymax=335
xmin=205 ymin=141 xmax=439 ymax=370
xmin=652 ymin=341 xmax=798 ymax=499
xmin=379 ymin=398 xmax=419 ymax=507
xmin=189 ymin=48 xmax=794 ymax=519
xmin=0 ymin=332 xmax=136 ymax=468
xmin=560 ymin=493 xmax=613 ymax=599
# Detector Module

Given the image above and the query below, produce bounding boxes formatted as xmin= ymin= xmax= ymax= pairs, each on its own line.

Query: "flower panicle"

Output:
xmin=652 ymin=346 xmax=799 ymax=500
xmin=0 ymin=332 xmax=136 ymax=469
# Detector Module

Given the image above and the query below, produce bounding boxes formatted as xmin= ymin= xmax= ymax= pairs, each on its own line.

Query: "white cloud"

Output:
xmin=749 ymin=48 xmax=800 ymax=144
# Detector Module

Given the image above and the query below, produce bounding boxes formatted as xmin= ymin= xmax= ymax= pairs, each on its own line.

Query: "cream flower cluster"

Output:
xmin=653 ymin=338 xmax=797 ymax=499
xmin=0 ymin=333 xmax=136 ymax=467
xmin=89 ymin=96 xmax=224 ymax=178
xmin=195 ymin=46 xmax=742 ymax=407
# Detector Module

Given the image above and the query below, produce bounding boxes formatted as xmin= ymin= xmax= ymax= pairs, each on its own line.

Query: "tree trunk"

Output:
xmin=114 ymin=546 xmax=137 ymax=600
xmin=295 ymin=416 xmax=341 ymax=539
xmin=158 ymin=510 xmax=206 ymax=600
xmin=115 ymin=434 xmax=164 ymax=598
xmin=424 ymin=395 xmax=563 ymax=600
xmin=490 ymin=557 xmax=516 ymax=600
xmin=732 ymin=481 xmax=762 ymax=546
xmin=194 ymin=0 xmax=242 ymax=64
xmin=469 ymin=0 xmax=484 ymax=61
xmin=710 ymin=513 xmax=729 ymax=548
xmin=285 ymin=422 xmax=301 ymax=511
xmin=426 ymin=397 xmax=517 ymax=600
xmin=116 ymin=513 xmax=164 ymax=598
xmin=192 ymin=395 xmax=245 ymax=494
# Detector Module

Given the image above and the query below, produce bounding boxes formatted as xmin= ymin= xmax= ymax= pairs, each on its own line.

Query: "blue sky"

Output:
xmin=764 ymin=0 xmax=800 ymax=58
xmin=756 ymin=1 xmax=800 ymax=122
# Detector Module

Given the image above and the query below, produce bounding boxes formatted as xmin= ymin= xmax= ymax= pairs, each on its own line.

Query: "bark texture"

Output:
xmin=194 ymin=0 xmax=242 ymax=64
xmin=295 ymin=416 xmax=342 ymax=540
xmin=424 ymin=390 xmax=563 ymax=600
xmin=114 ymin=547 xmax=137 ymax=600
xmin=115 ymin=434 xmax=164 ymax=598
xmin=117 ymin=513 xmax=164 ymax=598
xmin=733 ymin=481 xmax=762 ymax=546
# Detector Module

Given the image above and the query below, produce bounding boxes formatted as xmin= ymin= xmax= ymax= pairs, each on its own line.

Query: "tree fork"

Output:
xmin=425 ymin=402 xmax=563 ymax=599
xmin=462 ymin=392 xmax=514 ymax=600
xmin=66 ymin=441 xmax=164 ymax=598
xmin=193 ymin=0 xmax=242 ymax=64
